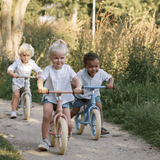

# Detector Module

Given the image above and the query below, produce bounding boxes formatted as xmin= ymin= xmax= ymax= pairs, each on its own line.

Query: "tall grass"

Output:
xmin=101 ymin=80 xmax=160 ymax=148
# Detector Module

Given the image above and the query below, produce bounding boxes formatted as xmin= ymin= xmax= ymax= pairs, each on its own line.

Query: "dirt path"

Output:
xmin=0 ymin=99 xmax=160 ymax=160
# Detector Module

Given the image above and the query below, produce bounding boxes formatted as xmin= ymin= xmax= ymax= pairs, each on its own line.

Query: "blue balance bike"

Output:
xmin=75 ymin=86 xmax=115 ymax=140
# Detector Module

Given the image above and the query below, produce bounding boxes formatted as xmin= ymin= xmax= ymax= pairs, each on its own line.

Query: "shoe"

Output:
xmin=101 ymin=127 xmax=110 ymax=135
xmin=11 ymin=110 xmax=17 ymax=119
xmin=38 ymin=139 xmax=51 ymax=151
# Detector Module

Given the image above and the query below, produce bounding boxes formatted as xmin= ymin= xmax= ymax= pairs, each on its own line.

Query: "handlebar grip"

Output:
xmin=37 ymin=89 xmax=49 ymax=94
xmin=73 ymin=89 xmax=84 ymax=95
xmin=106 ymin=85 xmax=116 ymax=89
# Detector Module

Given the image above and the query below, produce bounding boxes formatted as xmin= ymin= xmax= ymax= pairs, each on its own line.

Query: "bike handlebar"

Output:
xmin=82 ymin=86 xmax=116 ymax=89
xmin=37 ymin=89 xmax=84 ymax=95
xmin=17 ymin=75 xmax=36 ymax=79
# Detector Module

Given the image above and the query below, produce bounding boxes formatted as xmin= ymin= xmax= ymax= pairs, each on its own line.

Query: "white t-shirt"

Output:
xmin=40 ymin=64 xmax=77 ymax=104
xmin=76 ymin=68 xmax=112 ymax=99
xmin=7 ymin=58 xmax=42 ymax=88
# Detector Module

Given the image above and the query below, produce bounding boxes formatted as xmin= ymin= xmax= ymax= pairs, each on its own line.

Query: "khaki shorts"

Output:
xmin=12 ymin=84 xmax=31 ymax=96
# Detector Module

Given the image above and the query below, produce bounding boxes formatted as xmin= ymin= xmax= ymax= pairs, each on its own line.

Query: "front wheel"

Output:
xmin=23 ymin=94 xmax=30 ymax=120
xmin=75 ymin=114 xmax=85 ymax=134
xmin=49 ymin=113 xmax=56 ymax=147
xmin=56 ymin=118 xmax=68 ymax=155
xmin=90 ymin=109 xmax=101 ymax=140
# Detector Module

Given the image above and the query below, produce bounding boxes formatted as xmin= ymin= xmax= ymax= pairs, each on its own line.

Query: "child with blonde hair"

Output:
xmin=37 ymin=39 xmax=81 ymax=151
xmin=8 ymin=43 xmax=42 ymax=118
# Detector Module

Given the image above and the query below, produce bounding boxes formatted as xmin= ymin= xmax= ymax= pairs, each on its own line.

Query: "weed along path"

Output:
xmin=0 ymin=99 xmax=160 ymax=160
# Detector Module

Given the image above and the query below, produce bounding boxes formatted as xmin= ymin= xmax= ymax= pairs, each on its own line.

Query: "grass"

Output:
xmin=0 ymin=134 xmax=24 ymax=160
xmin=101 ymin=80 xmax=160 ymax=149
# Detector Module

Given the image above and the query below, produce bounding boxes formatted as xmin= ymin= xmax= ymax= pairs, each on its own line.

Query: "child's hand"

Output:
xmin=36 ymin=72 xmax=42 ymax=79
xmin=73 ymin=88 xmax=83 ymax=95
xmin=37 ymin=87 xmax=49 ymax=94
xmin=106 ymin=83 xmax=114 ymax=89
xmin=35 ymin=75 xmax=39 ymax=79
xmin=10 ymin=73 xmax=18 ymax=78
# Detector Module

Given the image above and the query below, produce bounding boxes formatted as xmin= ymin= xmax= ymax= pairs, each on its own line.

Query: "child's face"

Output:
xmin=20 ymin=53 xmax=31 ymax=64
xmin=85 ymin=58 xmax=100 ymax=78
xmin=49 ymin=51 xmax=66 ymax=70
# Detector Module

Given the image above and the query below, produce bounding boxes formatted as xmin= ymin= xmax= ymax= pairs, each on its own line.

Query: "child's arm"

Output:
xmin=35 ymin=71 xmax=42 ymax=79
xmin=106 ymin=77 xmax=114 ymax=89
xmin=37 ymin=77 xmax=48 ymax=94
xmin=72 ymin=76 xmax=82 ymax=93
xmin=8 ymin=70 xmax=18 ymax=78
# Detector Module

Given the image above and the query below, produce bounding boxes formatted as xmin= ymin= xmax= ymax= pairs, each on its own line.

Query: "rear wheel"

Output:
xmin=75 ymin=114 xmax=85 ymax=134
xmin=90 ymin=109 xmax=101 ymax=140
xmin=56 ymin=118 xmax=68 ymax=155
xmin=23 ymin=94 xmax=30 ymax=120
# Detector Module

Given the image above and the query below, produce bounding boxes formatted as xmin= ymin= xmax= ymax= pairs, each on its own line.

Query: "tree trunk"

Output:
xmin=72 ymin=4 xmax=77 ymax=25
xmin=12 ymin=0 xmax=30 ymax=59
xmin=1 ymin=0 xmax=13 ymax=59
xmin=1 ymin=0 xmax=30 ymax=60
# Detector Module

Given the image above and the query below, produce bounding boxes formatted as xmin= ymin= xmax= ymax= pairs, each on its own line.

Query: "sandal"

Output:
xmin=101 ymin=127 xmax=110 ymax=135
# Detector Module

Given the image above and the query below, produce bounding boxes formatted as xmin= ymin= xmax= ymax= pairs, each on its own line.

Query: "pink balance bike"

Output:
xmin=38 ymin=89 xmax=83 ymax=155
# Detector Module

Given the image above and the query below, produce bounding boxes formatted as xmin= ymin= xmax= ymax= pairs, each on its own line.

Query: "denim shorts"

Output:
xmin=43 ymin=99 xmax=69 ymax=109
xmin=72 ymin=96 xmax=101 ymax=108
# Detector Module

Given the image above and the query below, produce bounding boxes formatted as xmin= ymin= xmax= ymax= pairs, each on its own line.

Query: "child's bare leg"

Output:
xmin=70 ymin=107 xmax=80 ymax=118
xmin=12 ymin=90 xmax=20 ymax=111
xmin=42 ymin=103 xmax=53 ymax=139
xmin=63 ymin=108 xmax=73 ymax=136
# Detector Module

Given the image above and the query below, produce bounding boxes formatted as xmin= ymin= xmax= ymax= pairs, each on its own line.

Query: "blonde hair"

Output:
xmin=18 ymin=43 xmax=34 ymax=57
xmin=48 ymin=39 xmax=69 ymax=56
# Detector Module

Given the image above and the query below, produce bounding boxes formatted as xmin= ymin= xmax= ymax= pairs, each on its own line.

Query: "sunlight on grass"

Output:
xmin=0 ymin=134 xmax=24 ymax=160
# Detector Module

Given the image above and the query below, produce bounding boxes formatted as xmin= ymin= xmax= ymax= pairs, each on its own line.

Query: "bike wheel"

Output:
xmin=90 ymin=109 xmax=101 ymax=140
xmin=23 ymin=94 xmax=30 ymax=120
xmin=56 ymin=118 xmax=68 ymax=155
xmin=75 ymin=114 xmax=85 ymax=134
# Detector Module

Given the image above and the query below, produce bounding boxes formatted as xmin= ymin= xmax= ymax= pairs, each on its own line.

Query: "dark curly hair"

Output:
xmin=83 ymin=52 xmax=100 ymax=66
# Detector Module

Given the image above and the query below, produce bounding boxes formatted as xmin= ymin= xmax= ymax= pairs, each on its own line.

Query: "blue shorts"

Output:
xmin=72 ymin=96 xmax=101 ymax=108
xmin=43 ymin=99 xmax=69 ymax=109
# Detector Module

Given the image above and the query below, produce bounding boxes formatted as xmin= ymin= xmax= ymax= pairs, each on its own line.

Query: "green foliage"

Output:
xmin=123 ymin=44 xmax=160 ymax=84
xmin=36 ymin=0 xmax=96 ymax=20
xmin=0 ymin=135 xmax=24 ymax=160
xmin=22 ymin=20 xmax=57 ymax=69
xmin=24 ymin=0 xmax=44 ymax=20
xmin=101 ymin=80 xmax=160 ymax=148
xmin=124 ymin=102 xmax=160 ymax=147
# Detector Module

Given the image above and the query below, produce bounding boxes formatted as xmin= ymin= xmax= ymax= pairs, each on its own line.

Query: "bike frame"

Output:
xmin=17 ymin=76 xmax=35 ymax=109
xmin=48 ymin=91 xmax=74 ymax=137
xmin=75 ymin=86 xmax=106 ymax=125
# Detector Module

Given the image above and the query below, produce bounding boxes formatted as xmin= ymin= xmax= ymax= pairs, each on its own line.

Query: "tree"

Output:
xmin=1 ymin=0 xmax=30 ymax=60
xmin=38 ymin=0 xmax=94 ymax=20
